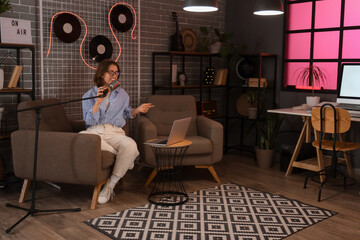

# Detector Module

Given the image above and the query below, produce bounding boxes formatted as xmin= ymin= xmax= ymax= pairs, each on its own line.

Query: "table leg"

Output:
xmin=339 ymin=134 xmax=354 ymax=177
xmin=285 ymin=117 xmax=309 ymax=176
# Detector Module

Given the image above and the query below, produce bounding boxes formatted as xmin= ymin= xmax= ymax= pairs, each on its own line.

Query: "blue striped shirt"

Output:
xmin=82 ymin=86 xmax=134 ymax=128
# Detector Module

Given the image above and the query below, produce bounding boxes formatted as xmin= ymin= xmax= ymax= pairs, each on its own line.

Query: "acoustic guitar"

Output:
xmin=170 ymin=12 xmax=184 ymax=51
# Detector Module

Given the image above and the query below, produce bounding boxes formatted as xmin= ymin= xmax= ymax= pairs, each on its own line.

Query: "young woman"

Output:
xmin=82 ymin=59 xmax=153 ymax=204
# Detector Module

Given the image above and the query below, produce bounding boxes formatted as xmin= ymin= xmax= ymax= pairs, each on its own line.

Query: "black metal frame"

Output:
xmin=147 ymin=144 xmax=189 ymax=206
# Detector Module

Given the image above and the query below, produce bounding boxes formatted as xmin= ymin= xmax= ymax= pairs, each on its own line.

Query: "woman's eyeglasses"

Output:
xmin=107 ymin=71 xmax=120 ymax=78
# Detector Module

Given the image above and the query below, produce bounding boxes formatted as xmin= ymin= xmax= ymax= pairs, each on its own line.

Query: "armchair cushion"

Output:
xmin=146 ymin=95 xmax=198 ymax=136
xmin=17 ymin=99 xmax=73 ymax=132
xmin=11 ymin=130 xmax=115 ymax=185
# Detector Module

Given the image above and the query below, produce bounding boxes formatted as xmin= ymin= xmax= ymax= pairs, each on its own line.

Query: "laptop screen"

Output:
xmin=337 ymin=63 xmax=360 ymax=104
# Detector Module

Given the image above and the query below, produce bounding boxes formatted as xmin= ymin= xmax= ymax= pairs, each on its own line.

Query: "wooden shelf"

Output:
xmin=0 ymin=88 xmax=32 ymax=94
xmin=154 ymin=84 xmax=226 ymax=89
xmin=153 ymin=51 xmax=219 ymax=57
xmin=0 ymin=43 xmax=35 ymax=49
xmin=0 ymin=135 xmax=10 ymax=140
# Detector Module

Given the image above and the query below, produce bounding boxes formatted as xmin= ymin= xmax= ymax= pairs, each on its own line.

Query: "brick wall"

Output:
xmin=0 ymin=0 xmax=225 ymax=134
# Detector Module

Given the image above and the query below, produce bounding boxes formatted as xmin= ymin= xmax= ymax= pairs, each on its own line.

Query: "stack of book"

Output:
xmin=248 ymin=78 xmax=267 ymax=87
xmin=7 ymin=65 xmax=23 ymax=88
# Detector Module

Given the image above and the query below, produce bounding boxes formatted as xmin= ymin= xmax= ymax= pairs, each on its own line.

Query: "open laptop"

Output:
xmin=145 ymin=117 xmax=192 ymax=146
xmin=317 ymin=63 xmax=360 ymax=117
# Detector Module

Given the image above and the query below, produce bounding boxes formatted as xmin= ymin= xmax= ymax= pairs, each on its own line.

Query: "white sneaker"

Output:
xmin=98 ymin=183 xmax=115 ymax=204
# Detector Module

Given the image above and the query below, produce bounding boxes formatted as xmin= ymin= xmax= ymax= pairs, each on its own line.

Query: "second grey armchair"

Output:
xmin=134 ymin=95 xmax=223 ymax=186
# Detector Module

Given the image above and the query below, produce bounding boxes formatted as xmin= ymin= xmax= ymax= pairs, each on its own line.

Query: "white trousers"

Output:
xmin=80 ymin=124 xmax=139 ymax=178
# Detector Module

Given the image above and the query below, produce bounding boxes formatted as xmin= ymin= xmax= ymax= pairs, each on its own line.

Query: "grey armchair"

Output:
xmin=11 ymin=98 xmax=118 ymax=210
xmin=134 ymin=95 xmax=223 ymax=186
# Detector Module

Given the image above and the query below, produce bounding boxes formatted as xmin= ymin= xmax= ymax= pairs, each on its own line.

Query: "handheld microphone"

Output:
xmin=102 ymin=80 xmax=120 ymax=97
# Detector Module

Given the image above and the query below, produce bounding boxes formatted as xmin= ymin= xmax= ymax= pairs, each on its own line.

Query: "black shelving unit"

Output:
xmin=152 ymin=51 xmax=227 ymax=118
xmin=225 ymin=53 xmax=277 ymax=153
xmin=0 ymin=43 xmax=36 ymax=139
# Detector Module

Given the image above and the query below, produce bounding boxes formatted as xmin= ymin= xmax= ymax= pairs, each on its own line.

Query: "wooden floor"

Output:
xmin=1 ymin=150 xmax=360 ymax=239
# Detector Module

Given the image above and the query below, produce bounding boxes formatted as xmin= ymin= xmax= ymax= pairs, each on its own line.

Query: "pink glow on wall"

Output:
xmin=287 ymin=2 xmax=312 ymax=31
xmin=286 ymin=33 xmax=310 ymax=59
xmin=315 ymin=0 xmax=341 ymax=29
xmin=284 ymin=62 xmax=309 ymax=87
xmin=344 ymin=0 xmax=360 ymax=26
xmin=314 ymin=31 xmax=339 ymax=59
xmin=285 ymin=62 xmax=337 ymax=90
xmin=314 ymin=63 xmax=338 ymax=90
xmin=342 ymin=30 xmax=360 ymax=59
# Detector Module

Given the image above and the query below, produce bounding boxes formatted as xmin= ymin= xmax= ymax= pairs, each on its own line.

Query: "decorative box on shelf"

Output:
xmin=196 ymin=100 xmax=217 ymax=117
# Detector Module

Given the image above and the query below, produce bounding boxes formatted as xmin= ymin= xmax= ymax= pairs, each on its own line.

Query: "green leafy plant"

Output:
xmin=257 ymin=114 xmax=284 ymax=150
xmin=0 ymin=0 xmax=12 ymax=14
xmin=199 ymin=26 xmax=234 ymax=57
xmin=296 ymin=64 xmax=326 ymax=96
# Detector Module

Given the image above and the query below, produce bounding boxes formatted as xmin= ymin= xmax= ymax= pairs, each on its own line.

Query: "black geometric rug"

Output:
xmin=85 ymin=183 xmax=336 ymax=240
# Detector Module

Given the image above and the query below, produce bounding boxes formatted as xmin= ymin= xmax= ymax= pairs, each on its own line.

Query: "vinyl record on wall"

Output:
xmin=53 ymin=13 xmax=81 ymax=43
xmin=110 ymin=5 xmax=134 ymax=32
xmin=89 ymin=35 xmax=113 ymax=63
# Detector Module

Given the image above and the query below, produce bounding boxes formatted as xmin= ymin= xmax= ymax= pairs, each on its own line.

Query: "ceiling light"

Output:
xmin=183 ymin=0 xmax=218 ymax=12
xmin=254 ymin=0 xmax=284 ymax=16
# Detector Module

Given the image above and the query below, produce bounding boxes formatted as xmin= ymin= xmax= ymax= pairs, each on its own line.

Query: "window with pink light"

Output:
xmin=342 ymin=30 xmax=360 ymax=59
xmin=284 ymin=0 xmax=359 ymax=92
xmin=286 ymin=33 xmax=311 ymax=59
xmin=315 ymin=0 xmax=341 ymax=29
xmin=313 ymin=31 xmax=339 ymax=59
xmin=344 ymin=0 xmax=360 ymax=26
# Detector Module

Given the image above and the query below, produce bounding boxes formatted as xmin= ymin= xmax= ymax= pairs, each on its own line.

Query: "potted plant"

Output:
xmin=246 ymin=90 xmax=258 ymax=119
xmin=255 ymin=114 xmax=284 ymax=168
xmin=0 ymin=0 xmax=12 ymax=14
xmin=296 ymin=64 xmax=326 ymax=107
xmin=199 ymin=26 xmax=234 ymax=56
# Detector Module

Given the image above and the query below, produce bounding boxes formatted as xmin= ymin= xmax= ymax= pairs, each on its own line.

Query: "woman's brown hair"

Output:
xmin=93 ymin=59 xmax=120 ymax=87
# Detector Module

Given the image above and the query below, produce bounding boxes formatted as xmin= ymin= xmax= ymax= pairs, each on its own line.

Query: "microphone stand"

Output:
xmin=5 ymin=95 xmax=103 ymax=233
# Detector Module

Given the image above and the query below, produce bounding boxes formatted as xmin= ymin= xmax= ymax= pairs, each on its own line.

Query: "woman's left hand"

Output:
xmin=138 ymin=103 xmax=154 ymax=113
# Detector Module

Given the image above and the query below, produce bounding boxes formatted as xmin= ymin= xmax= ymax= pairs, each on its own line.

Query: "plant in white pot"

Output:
xmin=296 ymin=64 xmax=326 ymax=107
xmin=255 ymin=114 xmax=283 ymax=168
xmin=246 ymin=90 xmax=258 ymax=119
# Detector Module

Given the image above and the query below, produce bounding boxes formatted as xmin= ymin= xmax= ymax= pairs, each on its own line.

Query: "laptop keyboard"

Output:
xmin=338 ymin=103 xmax=360 ymax=111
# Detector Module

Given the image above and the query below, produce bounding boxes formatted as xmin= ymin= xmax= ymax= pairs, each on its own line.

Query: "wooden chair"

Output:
xmin=304 ymin=104 xmax=360 ymax=201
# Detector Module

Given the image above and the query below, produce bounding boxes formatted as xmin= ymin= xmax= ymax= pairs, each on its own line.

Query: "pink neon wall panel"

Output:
xmin=313 ymin=63 xmax=338 ymax=90
xmin=342 ymin=30 xmax=360 ymax=59
xmin=286 ymin=33 xmax=311 ymax=59
xmin=285 ymin=62 xmax=337 ymax=90
xmin=287 ymin=2 xmax=312 ymax=31
xmin=315 ymin=0 xmax=341 ymax=29
xmin=284 ymin=62 xmax=309 ymax=87
xmin=344 ymin=0 xmax=360 ymax=26
xmin=313 ymin=31 xmax=339 ymax=59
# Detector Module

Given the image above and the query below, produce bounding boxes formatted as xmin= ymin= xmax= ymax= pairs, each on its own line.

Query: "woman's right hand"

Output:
xmin=97 ymin=86 xmax=107 ymax=97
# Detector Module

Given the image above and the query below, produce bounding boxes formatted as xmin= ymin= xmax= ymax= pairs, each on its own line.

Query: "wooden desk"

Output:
xmin=268 ymin=108 xmax=360 ymax=180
